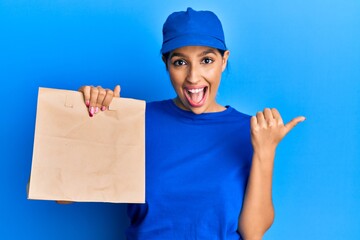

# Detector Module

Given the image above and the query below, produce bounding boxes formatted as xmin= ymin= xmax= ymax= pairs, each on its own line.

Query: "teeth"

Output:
xmin=188 ymin=88 xmax=204 ymax=94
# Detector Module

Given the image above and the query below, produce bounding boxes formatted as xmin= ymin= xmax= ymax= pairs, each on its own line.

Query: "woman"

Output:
xmin=78 ymin=8 xmax=305 ymax=239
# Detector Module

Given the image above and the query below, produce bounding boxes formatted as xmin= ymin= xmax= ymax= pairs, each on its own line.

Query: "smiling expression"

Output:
xmin=164 ymin=46 xmax=230 ymax=114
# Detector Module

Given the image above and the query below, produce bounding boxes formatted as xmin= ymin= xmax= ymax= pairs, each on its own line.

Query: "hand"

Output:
xmin=78 ymin=85 xmax=121 ymax=117
xmin=250 ymin=108 xmax=305 ymax=155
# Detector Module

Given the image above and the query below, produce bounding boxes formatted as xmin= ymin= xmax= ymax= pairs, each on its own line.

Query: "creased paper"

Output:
xmin=28 ymin=87 xmax=145 ymax=203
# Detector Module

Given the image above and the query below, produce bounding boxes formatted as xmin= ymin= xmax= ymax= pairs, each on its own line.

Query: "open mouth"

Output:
xmin=184 ymin=86 xmax=208 ymax=107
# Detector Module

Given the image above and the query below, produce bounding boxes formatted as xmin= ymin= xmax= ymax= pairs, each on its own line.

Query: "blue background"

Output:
xmin=1 ymin=0 xmax=359 ymax=239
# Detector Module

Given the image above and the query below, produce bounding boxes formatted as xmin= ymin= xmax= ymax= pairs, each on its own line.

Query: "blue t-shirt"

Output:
xmin=126 ymin=100 xmax=253 ymax=239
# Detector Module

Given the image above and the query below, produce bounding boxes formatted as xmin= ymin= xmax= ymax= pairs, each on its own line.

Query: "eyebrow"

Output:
xmin=169 ymin=52 xmax=186 ymax=59
xmin=169 ymin=48 xmax=218 ymax=60
xmin=199 ymin=49 xmax=217 ymax=56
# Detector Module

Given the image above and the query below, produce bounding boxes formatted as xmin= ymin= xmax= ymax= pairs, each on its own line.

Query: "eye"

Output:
xmin=173 ymin=59 xmax=187 ymax=66
xmin=201 ymin=58 xmax=214 ymax=64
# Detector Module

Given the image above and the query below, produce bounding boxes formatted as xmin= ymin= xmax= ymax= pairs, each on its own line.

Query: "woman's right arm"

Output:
xmin=56 ymin=85 xmax=121 ymax=204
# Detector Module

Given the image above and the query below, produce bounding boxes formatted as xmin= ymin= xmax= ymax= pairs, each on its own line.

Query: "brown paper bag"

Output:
xmin=28 ymin=87 xmax=145 ymax=203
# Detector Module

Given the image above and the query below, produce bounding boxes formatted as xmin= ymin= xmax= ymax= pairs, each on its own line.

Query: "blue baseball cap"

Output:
xmin=161 ymin=7 xmax=227 ymax=54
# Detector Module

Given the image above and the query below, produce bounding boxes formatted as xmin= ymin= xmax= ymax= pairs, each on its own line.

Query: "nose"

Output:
xmin=186 ymin=64 xmax=201 ymax=84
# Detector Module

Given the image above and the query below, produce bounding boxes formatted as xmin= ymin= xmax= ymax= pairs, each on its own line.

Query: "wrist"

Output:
xmin=251 ymin=149 xmax=276 ymax=170
xmin=253 ymin=147 xmax=276 ymax=160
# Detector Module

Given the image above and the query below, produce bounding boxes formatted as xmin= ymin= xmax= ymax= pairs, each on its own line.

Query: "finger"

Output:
xmin=113 ymin=85 xmax=121 ymax=98
xmin=256 ymin=111 xmax=266 ymax=128
xmin=95 ymin=86 xmax=106 ymax=113
xmin=89 ymin=87 xmax=99 ymax=117
xmin=263 ymin=108 xmax=275 ymax=127
xmin=284 ymin=116 xmax=306 ymax=135
xmin=101 ymin=89 xmax=114 ymax=111
xmin=79 ymin=86 xmax=91 ymax=107
xmin=250 ymin=115 xmax=258 ymax=131
xmin=271 ymin=108 xmax=284 ymax=126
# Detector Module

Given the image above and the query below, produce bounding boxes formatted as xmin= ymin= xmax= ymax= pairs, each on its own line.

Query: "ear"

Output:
xmin=221 ymin=50 xmax=230 ymax=72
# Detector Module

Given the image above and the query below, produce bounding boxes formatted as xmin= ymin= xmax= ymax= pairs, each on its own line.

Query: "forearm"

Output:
xmin=238 ymin=150 xmax=275 ymax=240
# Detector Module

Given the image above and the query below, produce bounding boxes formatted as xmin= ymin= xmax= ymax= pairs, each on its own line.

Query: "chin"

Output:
xmin=185 ymin=102 xmax=212 ymax=114
xmin=189 ymin=106 xmax=208 ymax=115
xmin=176 ymin=94 xmax=216 ymax=114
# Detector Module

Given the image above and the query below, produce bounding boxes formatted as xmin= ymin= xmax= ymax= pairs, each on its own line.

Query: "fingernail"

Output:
xmin=95 ymin=107 xmax=99 ymax=114
xmin=85 ymin=100 xmax=90 ymax=107
xmin=101 ymin=106 xmax=106 ymax=111
xmin=89 ymin=107 xmax=95 ymax=117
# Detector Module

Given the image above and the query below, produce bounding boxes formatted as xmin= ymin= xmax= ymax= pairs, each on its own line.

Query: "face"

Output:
xmin=164 ymin=46 xmax=230 ymax=114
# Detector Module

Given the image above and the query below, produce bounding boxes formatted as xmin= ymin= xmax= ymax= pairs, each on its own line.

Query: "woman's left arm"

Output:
xmin=238 ymin=108 xmax=305 ymax=240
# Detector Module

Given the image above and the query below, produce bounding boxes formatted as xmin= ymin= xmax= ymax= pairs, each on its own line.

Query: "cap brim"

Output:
xmin=161 ymin=34 xmax=227 ymax=54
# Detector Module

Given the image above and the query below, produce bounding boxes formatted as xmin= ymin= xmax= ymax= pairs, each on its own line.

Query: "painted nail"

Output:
xmin=85 ymin=100 xmax=90 ymax=107
xmin=95 ymin=107 xmax=99 ymax=114
xmin=89 ymin=107 xmax=95 ymax=117
xmin=101 ymin=106 xmax=106 ymax=111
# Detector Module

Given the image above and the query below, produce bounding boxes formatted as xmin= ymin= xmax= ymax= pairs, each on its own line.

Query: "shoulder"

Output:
xmin=146 ymin=99 xmax=170 ymax=108
xmin=145 ymin=100 xmax=175 ymax=122
xmin=222 ymin=105 xmax=252 ymax=124
xmin=145 ymin=99 xmax=172 ymax=114
xmin=228 ymin=106 xmax=251 ymax=118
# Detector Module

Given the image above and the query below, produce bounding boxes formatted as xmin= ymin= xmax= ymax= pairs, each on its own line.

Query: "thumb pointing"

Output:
xmin=284 ymin=116 xmax=306 ymax=135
